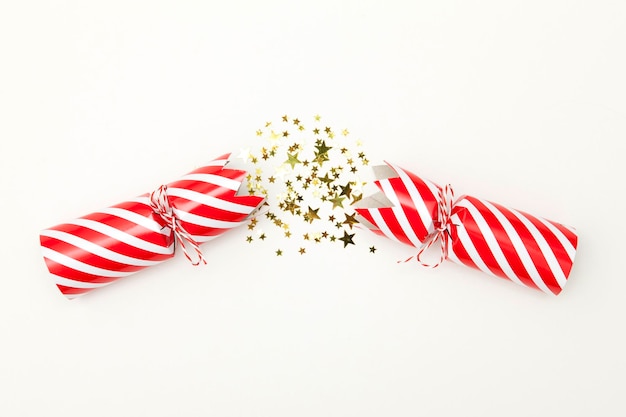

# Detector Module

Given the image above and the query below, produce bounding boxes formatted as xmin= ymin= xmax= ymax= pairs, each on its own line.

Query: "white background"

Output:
xmin=1 ymin=1 xmax=625 ymax=416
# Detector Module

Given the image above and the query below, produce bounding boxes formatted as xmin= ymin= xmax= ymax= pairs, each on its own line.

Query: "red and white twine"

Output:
xmin=413 ymin=183 xmax=455 ymax=268
xmin=150 ymin=185 xmax=207 ymax=266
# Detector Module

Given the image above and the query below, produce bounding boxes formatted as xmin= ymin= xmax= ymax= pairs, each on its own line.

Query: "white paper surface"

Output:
xmin=1 ymin=1 xmax=625 ymax=416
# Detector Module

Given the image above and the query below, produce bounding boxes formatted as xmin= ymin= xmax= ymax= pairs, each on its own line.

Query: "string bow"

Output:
xmin=414 ymin=184 xmax=456 ymax=268
xmin=149 ymin=185 xmax=207 ymax=266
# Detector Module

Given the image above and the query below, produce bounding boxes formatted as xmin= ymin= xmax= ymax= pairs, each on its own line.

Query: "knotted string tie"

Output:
xmin=149 ymin=185 xmax=207 ymax=266
xmin=402 ymin=184 xmax=456 ymax=268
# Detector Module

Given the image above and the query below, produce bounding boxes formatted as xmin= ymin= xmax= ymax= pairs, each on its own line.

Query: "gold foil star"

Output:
xmin=313 ymin=151 xmax=329 ymax=165
xmin=339 ymin=231 xmax=355 ymax=248
xmin=303 ymin=206 xmax=320 ymax=223
xmin=339 ymin=183 xmax=352 ymax=198
xmin=329 ymin=194 xmax=346 ymax=209
xmin=284 ymin=199 xmax=300 ymax=215
xmin=285 ymin=152 xmax=301 ymax=169
xmin=315 ymin=140 xmax=332 ymax=155
xmin=350 ymin=193 xmax=363 ymax=204
xmin=343 ymin=213 xmax=358 ymax=229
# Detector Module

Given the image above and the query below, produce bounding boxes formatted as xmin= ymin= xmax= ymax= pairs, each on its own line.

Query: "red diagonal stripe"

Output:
xmin=465 ymin=197 xmax=539 ymax=291
xmin=377 ymin=207 xmax=413 ymax=246
xmin=55 ymin=285 xmax=93 ymax=297
xmin=81 ymin=211 xmax=172 ymax=247
xmin=42 ymin=257 xmax=120 ymax=285
xmin=40 ymin=236 xmax=147 ymax=274
xmin=493 ymin=202 xmax=561 ymax=295
xmin=522 ymin=209 xmax=575 ymax=278
xmin=546 ymin=219 xmax=577 ymax=250
xmin=453 ymin=203 xmax=509 ymax=280
xmin=448 ymin=224 xmax=479 ymax=271
xmin=47 ymin=223 xmax=173 ymax=262
xmin=402 ymin=167 xmax=439 ymax=216
xmin=355 ymin=209 xmax=378 ymax=231
xmin=387 ymin=177 xmax=429 ymax=243
xmin=168 ymin=195 xmax=253 ymax=224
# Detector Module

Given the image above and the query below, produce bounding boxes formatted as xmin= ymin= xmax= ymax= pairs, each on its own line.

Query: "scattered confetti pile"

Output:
xmin=237 ymin=115 xmax=377 ymax=256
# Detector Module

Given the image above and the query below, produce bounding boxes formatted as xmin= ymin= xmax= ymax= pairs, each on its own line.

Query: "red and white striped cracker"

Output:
xmin=40 ymin=153 xmax=265 ymax=298
xmin=355 ymin=162 xmax=578 ymax=295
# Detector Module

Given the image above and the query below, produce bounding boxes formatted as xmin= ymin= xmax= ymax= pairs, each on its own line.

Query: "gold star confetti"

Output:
xmin=339 ymin=231 xmax=355 ymax=248
xmin=328 ymin=194 xmax=346 ymax=209
xmin=339 ymin=183 xmax=352 ymax=198
xmin=285 ymin=152 xmax=301 ymax=169
xmin=343 ymin=213 xmax=359 ymax=229
xmin=369 ymin=246 xmax=377 ymax=253
xmin=303 ymin=206 xmax=320 ymax=223
xmin=351 ymin=193 xmax=363 ymax=204
xmin=240 ymin=114 xmax=374 ymax=256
